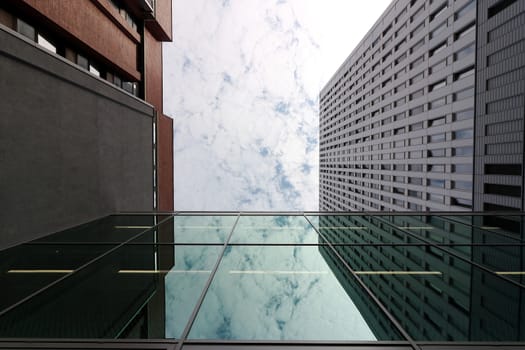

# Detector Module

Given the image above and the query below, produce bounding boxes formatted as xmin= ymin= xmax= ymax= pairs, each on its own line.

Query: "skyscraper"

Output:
xmin=319 ymin=0 xmax=524 ymax=212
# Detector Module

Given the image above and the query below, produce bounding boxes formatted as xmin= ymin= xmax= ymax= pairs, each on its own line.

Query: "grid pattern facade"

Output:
xmin=474 ymin=0 xmax=525 ymax=211
xmin=320 ymin=0 xmax=477 ymax=212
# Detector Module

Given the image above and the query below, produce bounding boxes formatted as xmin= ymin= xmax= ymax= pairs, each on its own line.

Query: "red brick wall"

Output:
xmin=21 ymin=0 xmax=140 ymax=79
xmin=145 ymin=30 xmax=173 ymax=211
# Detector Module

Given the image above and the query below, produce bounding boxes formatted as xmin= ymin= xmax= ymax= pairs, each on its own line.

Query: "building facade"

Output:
xmin=0 ymin=0 xmax=173 ymax=247
xmin=320 ymin=0 xmax=524 ymax=212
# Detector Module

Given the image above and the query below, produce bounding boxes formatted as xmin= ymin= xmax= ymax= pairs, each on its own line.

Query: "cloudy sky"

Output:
xmin=164 ymin=0 xmax=391 ymax=211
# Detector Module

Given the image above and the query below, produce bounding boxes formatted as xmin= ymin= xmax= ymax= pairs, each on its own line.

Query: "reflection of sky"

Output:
xmin=165 ymin=245 xmax=222 ymax=338
xmin=187 ymin=246 xmax=377 ymax=340
xmin=164 ymin=0 xmax=391 ymax=210
xmin=229 ymin=215 xmax=320 ymax=244
xmin=173 ymin=216 xmax=237 ymax=243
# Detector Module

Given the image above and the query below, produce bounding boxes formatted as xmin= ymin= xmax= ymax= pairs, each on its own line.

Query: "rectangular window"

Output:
xmin=452 ymin=181 xmax=472 ymax=191
xmin=429 ymin=41 xmax=447 ymax=56
xmin=408 ymin=164 xmax=423 ymax=172
xmin=485 ymin=164 xmax=521 ymax=175
xmin=454 ymin=128 xmax=473 ymax=140
xmin=430 ymin=21 xmax=447 ymax=39
xmin=484 ymin=183 xmax=521 ymax=197
xmin=454 ymin=42 xmax=475 ymax=61
xmin=453 ymin=66 xmax=475 ymax=81
xmin=409 ymin=105 xmax=424 ymax=116
xmin=428 ymin=179 xmax=445 ymax=188
xmin=428 ymin=133 xmax=446 ymax=143
xmin=429 ymin=79 xmax=446 ymax=91
xmin=454 ymin=87 xmax=474 ymax=101
xmin=410 ymin=88 xmax=425 ymax=100
xmin=428 ymin=148 xmax=446 ymax=157
xmin=454 ymin=108 xmax=474 ymax=121
xmin=453 ymin=164 xmax=472 ymax=173
xmin=454 ymin=22 xmax=475 ymax=41
xmin=429 ymin=96 xmax=446 ymax=109
xmin=488 ymin=0 xmax=517 ymax=18
xmin=429 ymin=116 xmax=446 ymax=127
xmin=454 ymin=146 xmax=473 ymax=156
xmin=455 ymin=0 xmax=475 ymax=20
xmin=430 ymin=3 xmax=448 ymax=22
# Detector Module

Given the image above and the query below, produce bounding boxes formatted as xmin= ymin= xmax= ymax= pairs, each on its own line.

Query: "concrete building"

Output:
xmin=0 ymin=0 xmax=173 ymax=248
xmin=320 ymin=0 xmax=525 ymax=212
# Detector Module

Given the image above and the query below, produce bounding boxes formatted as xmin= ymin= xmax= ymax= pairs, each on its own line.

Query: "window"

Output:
xmin=452 ymin=181 xmax=472 ymax=191
xmin=484 ymin=183 xmax=521 ymax=197
xmin=410 ymin=122 xmax=424 ymax=131
xmin=428 ymin=179 xmax=445 ymax=188
xmin=430 ymin=3 xmax=448 ymax=22
xmin=16 ymin=19 xmax=35 ymax=40
xmin=428 ymin=148 xmax=446 ymax=157
xmin=454 ymin=22 xmax=475 ymax=40
xmin=453 ymin=66 xmax=475 ymax=81
xmin=485 ymin=164 xmax=521 ymax=175
xmin=428 ymin=193 xmax=445 ymax=203
xmin=429 ymin=58 xmax=446 ymax=73
xmin=453 ymin=129 xmax=473 ymax=140
xmin=409 ymin=164 xmax=423 ymax=172
xmin=451 ymin=197 xmax=472 ymax=208
xmin=454 ymin=108 xmax=474 ymax=121
xmin=410 ymin=55 xmax=425 ymax=69
xmin=429 ymin=79 xmax=446 ymax=91
xmin=429 ymin=116 xmax=446 ymax=127
xmin=410 ymin=38 xmax=425 ymax=53
xmin=429 ymin=97 xmax=446 ymax=109
xmin=428 ymin=133 xmax=446 ymax=143
xmin=428 ymin=164 xmax=445 ymax=172
xmin=488 ymin=0 xmax=517 ymax=18
xmin=453 ymin=164 xmax=472 ymax=173
xmin=454 ymin=146 xmax=473 ymax=156
xmin=454 ymin=87 xmax=474 ymax=101
xmin=410 ymin=88 xmax=424 ymax=100
xmin=429 ymin=41 xmax=447 ymax=56
xmin=454 ymin=42 xmax=475 ymax=61
xmin=455 ymin=0 xmax=475 ymax=20
xmin=409 ymin=105 xmax=424 ymax=116
xmin=430 ymin=21 xmax=447 ymax=39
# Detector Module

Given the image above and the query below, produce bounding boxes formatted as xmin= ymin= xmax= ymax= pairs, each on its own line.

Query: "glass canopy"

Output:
xmin=0 ymin=213 xmax=524 ymax=348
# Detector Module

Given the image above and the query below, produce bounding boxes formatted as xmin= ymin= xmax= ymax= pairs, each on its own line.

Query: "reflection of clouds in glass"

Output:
xmin=189 ymin=246 xmax=376 ymax=340
xmin=165 ymin=246 xmax=222 ymax=338
xmin=230 ymin=216 xmax=319 ymax=244
xmin=173 ymin=216 xmax=237 ymax=243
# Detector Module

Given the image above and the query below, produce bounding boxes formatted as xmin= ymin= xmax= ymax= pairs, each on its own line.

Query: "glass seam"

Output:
xmin=0 ymin=214 xmax=176 ymax=318
xmin=176 ymin=213 xmax=241 ymax=350
xmin=303 ymin=214 xmax=420 ymax=350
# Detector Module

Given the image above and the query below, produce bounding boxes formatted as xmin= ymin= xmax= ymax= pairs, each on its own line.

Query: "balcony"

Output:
xmin=1 ymin=212 xmax=524 ymax=349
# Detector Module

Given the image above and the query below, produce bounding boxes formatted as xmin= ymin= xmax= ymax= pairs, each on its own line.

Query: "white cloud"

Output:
xmin=164 ymin=0 xmax=391 ymax=210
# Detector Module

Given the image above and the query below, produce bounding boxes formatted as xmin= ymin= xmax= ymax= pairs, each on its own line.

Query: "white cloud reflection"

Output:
xmin=164 ymin=0 xmax=391 ymax=210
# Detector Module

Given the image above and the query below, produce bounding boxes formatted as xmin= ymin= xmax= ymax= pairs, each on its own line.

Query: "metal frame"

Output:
xmin=2 ymin=211 xmax=525 ymax=350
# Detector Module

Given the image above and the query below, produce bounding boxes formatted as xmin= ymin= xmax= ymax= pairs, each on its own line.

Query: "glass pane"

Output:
xmin=0 ymin=244 xmax=165 ymax=338
xmin=34 ymin=215 xmax=170 ymax=243
xmin=188 ymin=245 xmax=403 ymax=340
xmin=230 ymin=216 xmax=320 ymax=244
xmin=335 ymin=244 xmax=525 ymax=341
xmin=165 ymin=245 xmax=223 ymax=338
xmin=0 ymin=243 xmax=115 ymax=313
xmin=171 ymin=216 xmax=237 ymax=244
xmin=441 ymin=215 xmax=524 ymax=242
xmin=309 ymin=215 xmax=402 ymax=244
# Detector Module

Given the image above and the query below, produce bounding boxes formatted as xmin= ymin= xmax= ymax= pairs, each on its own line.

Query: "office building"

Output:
xmin=320 ymin=0 xmax=525 ymax=212
xmin=0 ymin=0 xmax=174 ymax=248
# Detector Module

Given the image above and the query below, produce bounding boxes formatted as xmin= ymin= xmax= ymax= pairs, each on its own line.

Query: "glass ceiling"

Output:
xmin=0 ymin=213 xmax=524 ymax=347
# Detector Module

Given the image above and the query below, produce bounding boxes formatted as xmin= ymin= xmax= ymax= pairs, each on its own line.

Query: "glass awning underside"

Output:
xmin=1 ymin=212 xmax=525 ymax=350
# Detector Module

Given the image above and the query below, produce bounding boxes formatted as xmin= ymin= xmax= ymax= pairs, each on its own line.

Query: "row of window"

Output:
xmin=320 ymin=0 xmax=475 ymax=126
xmin=0 ymin=6 xmax=140 ymax=97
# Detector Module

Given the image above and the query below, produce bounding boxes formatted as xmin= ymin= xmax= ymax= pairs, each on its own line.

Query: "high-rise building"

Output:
xmin=319 ymin=0 xmax=524 ymax=212
xmin=0 ymin=0 xmax=173 ymax=247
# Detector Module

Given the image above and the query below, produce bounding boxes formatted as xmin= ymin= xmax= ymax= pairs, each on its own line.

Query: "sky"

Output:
xmin=163 ymin=0 xmax=391 ymax=211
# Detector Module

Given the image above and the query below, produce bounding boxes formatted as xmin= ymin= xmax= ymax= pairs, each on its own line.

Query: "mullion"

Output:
xmin=176 ymin=214 xmax=241 ymax=350
xmin=303 ymin=215 xmax=420 ymax=350
xmin=0 ymin=214 xmax=176 ymax=318
xmin=373 ymin=215 xmax=525 ymax=289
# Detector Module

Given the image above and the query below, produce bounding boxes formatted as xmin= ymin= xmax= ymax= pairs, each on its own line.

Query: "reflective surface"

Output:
xmin=189 ymin=245 xmax=400 ymax=340
xmin=1 ymin=213 xmax=525 ymax=344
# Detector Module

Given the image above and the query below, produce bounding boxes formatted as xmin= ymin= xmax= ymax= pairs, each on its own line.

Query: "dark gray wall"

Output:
xmin=474 ymin=0 xmax=525 ymax=211
xmin=0 ymin=27 xmax=154 ymax=249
